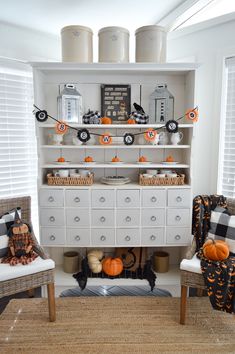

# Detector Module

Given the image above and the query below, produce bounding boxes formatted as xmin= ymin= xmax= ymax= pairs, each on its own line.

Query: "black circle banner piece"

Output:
xmin=123 ymin=133 xmax=135 ymax=145
xmin=77 ymin=129 xmax=90 ymax=143
xmin=165 ymin=120 xmax=179 ymax=133
xmin=35 ymin=110 xmax=48 ymax=122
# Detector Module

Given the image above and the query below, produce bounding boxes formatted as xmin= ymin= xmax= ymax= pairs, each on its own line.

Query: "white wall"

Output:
xmin=0 ymin=22 xmax=60 ymax=61
xmin=168 ymin=18 xmax=235 ymax=196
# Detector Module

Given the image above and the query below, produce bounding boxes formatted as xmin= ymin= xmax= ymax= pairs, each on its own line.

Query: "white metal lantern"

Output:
xmin=149 ymin=84 xmax=174 ymax=124
xmin=57 ymin=84 xmax=83 ymax=123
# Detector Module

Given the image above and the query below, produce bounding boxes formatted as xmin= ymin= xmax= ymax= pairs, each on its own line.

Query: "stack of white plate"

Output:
xmin=100 ymin=176 xmax=131 ymax=185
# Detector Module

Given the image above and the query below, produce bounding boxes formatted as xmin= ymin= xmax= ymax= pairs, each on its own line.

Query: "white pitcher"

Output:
xmin=158 ymin=131 xmax=168 ymax=145
xmin=170 ymin=132 xmax=183 ymax=145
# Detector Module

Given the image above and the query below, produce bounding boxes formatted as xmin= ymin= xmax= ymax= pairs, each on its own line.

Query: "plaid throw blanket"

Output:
xmin=193 ymin=195 xmax=235 ymax=313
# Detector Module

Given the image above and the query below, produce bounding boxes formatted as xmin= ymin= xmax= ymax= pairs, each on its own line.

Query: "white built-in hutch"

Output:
xmin=32 ymin=62 xmax=197 ymax=296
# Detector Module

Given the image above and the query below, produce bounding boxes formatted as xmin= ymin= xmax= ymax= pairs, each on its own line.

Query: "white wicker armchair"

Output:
xmin=0 ymin=196 xmax=56 ymax=322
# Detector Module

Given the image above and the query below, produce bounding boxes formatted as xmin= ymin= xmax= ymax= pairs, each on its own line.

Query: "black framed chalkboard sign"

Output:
xmin=101 ymin=84 xmax=131 ymax=123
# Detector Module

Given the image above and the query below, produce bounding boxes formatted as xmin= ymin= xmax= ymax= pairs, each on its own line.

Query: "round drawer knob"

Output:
xmin=100 ymin=235 xmax=106 ymax=241
xmin=74 ymin=216 xmax=80 ymax=222
xmin=150 ymin=235 xmax=156 ymax=241
xmin=125 ymin=235 xmax=131 ymax=241
xmin=175 ymin=215 xmax=181 ymax=221
xmin=151 ymin=196 xmax=157 ymax=203
xmin=74 ymin=197 xmax=80 ymax=203
xmin=99 ymin=197 xmax=105 ymax=203
xmin=126 ymin=216 xmax=131 ymax=222
xmin=75 ymin=235 xmax=80 ymax=241
xmin=50 ymin=235 xmax=55 ymax=241
xmin=49 ymin=216 xmax=55 ymax=222
xmin=151 ymin=216 xmax=156 ymax=222
xmin=100 ymin=216 xmax=106 ymax=222
xmin=176 ymin=196 xmax=182 ymax=203
xmin=175 ymin=234 xmax=181 ymax=240
xmin=48 ymin=196 xmax=54 ymax=203
xmin=125 ymin=197 xmax=131 ymax=203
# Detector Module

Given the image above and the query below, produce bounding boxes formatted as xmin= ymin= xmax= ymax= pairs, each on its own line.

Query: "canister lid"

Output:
xmin=135 ymin=25 xmax=166 ymax=35
xmin=61 ymin=25 xmax=93 ymax=34
xmin=98 ymin=26 xmax=130 ymax=35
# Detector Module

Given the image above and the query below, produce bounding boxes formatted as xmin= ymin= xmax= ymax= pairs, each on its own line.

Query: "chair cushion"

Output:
xmin=208 ymin=206 xmax=235 ymax=255
xmin=180 ymin=254 xmax=202 ymax=274
xmin=0 ymin=208 xmax=21 ymax=258
xmin=0 ymin=257 xmax=55 ymax=281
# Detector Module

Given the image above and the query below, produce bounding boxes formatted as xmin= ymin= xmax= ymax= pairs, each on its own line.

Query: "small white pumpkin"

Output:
xmin=88 ymin=249 xmax=103 ymax=260
xmin=89 ymin=262 xmax=102 ymax=273
xmin=87 ymin=249 xmax=103 ymax=274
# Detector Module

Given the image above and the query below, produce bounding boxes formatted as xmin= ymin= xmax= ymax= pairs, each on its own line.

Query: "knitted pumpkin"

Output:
xmin=203 ymin=238 xmax=229 ymax=261
xmin=87 ymin=249 xmax=103 ymax=273
xmin=102 ymin=257 xmax=123 ymax=276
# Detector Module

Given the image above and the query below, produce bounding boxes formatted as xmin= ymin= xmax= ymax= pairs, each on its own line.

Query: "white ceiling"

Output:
xmin=0 ymin=0 xmax=186 ymax=36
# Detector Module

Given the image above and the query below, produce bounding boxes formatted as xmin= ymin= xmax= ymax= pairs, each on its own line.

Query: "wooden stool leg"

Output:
xmin=28 ymin=288 xmax=35 ymax=298
xmin=47 ymin=283 xmax=56 ymax=322
xmin=180 ymin=285 xmax=188 ymax=325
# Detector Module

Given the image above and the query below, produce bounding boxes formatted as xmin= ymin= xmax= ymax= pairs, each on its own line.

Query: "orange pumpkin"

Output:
xmin=127 ymin=118 xmax=136 ymax=124
xmin=102 ymin=257 xmax=123 ymax=276
xmin=139 ymin=156 xmax=147 ymax=162
xmin=112 ymin=155 xmax=121 ymax=162
xmin=84 ymin=156 xmax=93 ymax=162
xmin=57 ymin=157 xmax=65 ymax=162
xmin=203 ymin=238 xmax=229 ymax=261
xmin=101 ymin=117 xmax=112 ymax=124
xmin=166 ymin=155 xmax=174 ymax=162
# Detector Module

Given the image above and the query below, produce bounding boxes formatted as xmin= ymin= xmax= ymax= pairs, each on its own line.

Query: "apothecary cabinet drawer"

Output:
xmin=141 ymin=228 xmax=165 ymax=245
xmin=91 ymin=228 xmax=115 ymax=246
xmin=166 ymin=227 xmax=191 ymax=244
xmin=65 ymin=189 xmax=89 ymax=207
xmin=142 ymin=189 xmax=166 ymax=207
xmin=91 ymin=209 xmax=115 ymax=227
xmin=116 ymin=228 xmax=140 ymax=245
xmin=117 ymin=190 xmax=140 ymax=208
xmin=40 ymin=208 xmax=65 ymax=226
xmin=167 ymin=189 xmax=191 ymax=207
xmin=142 ymin=208 xmax=165 ymax=227
xmin=116 ymin=209 xmax=140 ymax=227
xmin=91 ymin=189 xmax=115 ymax=208
xmin=67 ymin=228 xmax=90 ymax=246
xmin=39 ymin=189 xmax=64 ymax=207
xmin=167 ymin=209 xmax=190 ymax=226
xmin=40 ymin=227 xmax=65 ymax=245
xmin=66 ymin=208 xmax=90 ymax=227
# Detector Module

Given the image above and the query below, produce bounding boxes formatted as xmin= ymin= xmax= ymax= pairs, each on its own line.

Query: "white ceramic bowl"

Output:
xmin=142 ymin=173 xmax=153 ymax=178
xmin=146 ymin=169 xmax=158 ymax=175
xmin=166 ymin=173 xmax=177 ymax=178
xmin=157 ymin=173 xmax=166 ymax=178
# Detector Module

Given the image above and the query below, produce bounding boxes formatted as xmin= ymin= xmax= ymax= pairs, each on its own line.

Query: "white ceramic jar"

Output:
xmin=98 ymin=26 xmax=129 ymax=63
xmin=135 ymin=25 xmax=167 ymax=63
xmin=61 ymin=25 xmax=93 ymax=62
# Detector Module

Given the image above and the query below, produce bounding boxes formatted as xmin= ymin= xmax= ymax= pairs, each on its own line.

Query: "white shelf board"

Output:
xmin=55 ymin=264 xmax=180 ymax=287
xmin=42 ymin=163 xmax=190 ymax=169
xmin=30 ymin=62 xmax=199 ymax=74
xmin=40 ymin=182 xmax=191 ymax=189
xmin=41 ymin=145 xmax=191 ymax=149
xmin=38 ymin=123 xmax=194 ymax=129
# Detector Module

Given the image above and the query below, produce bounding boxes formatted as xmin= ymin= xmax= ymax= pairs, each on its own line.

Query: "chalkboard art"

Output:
xmin=101 ymin=84 xmax=131 ymax=123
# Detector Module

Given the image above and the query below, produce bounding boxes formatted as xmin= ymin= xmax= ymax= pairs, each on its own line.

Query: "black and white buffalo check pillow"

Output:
xmin=207 ymin=206 xmax=235 ymax=255
xmin=0 ymin=207 xmax=21 ymax=259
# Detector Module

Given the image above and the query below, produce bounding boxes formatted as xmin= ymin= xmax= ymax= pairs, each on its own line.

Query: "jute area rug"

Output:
xmin=0 ymin=297 xmax=235 ymax=354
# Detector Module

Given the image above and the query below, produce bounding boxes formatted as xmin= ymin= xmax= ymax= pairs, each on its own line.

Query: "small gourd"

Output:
xmin=112 ymin=155 xmax=121 ymax=162
xmin=127 ymin=118 xmax=136 ymax=124
xmin=57 ymin=157 xmax=65 ymax=162
xmin=203 ymin=238 xmax=229 ymax=261
xmin=139 ymin=156 xmax=147 ymax=162
xmin=166 ymin=155 xmax=174 ymax=162
xmin=87 ymin=249 xmax=104 ymax=274
xmin=84 ymin=156 xmax=93 ymax=162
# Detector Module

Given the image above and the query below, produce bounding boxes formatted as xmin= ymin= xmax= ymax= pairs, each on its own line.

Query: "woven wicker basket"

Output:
xmin=139 ymin=174 xmax=185 ymax=186
xmin=47 ymin=173 xmax=94 ymax=186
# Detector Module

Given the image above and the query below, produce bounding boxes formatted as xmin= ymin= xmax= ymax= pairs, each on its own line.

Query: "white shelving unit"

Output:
xmin=32 ymin=62 xmax=197 ymax=297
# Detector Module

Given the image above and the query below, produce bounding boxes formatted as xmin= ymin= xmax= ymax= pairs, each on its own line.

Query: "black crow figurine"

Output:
xmin=133 ymin=102 xmax=145 ymax=114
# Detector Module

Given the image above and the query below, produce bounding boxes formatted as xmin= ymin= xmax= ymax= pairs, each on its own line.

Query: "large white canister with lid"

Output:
xmin=135 ymin=25 xmax=167 ymax=63
xmin=98 ymin=26 xmax=129 ymax=63
xmin=61 ymin=25 xmax=93 ymax=62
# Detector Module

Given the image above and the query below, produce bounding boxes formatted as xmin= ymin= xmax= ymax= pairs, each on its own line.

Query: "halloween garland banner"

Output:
xmin=33 ymin=104 xmax=198 ymax=146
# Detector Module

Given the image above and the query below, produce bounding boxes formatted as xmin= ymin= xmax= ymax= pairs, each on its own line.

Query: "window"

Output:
xmin=0 ymin=60 xmax=38 ymax=236
xmin=218 ymin=57 xmax=235 ymax=198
